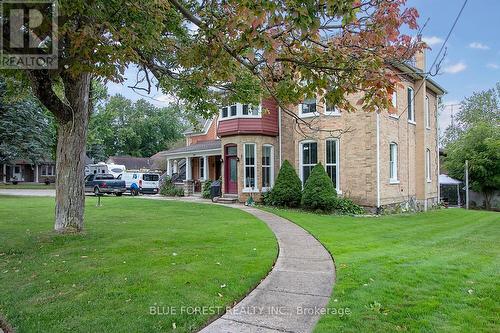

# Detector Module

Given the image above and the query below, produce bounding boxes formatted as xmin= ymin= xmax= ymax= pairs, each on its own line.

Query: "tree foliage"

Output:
xmin=87 ymin=95 xmax=185 ymax=161
xmin=301 ymin=163 xmax=337 ymax=212
xmin=445 ymin=123 xmax=500 ymax=209
xmin=0 ymin=78 xmax=55 ymax=164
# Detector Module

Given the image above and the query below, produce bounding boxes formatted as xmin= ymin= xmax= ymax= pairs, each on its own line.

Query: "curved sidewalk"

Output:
xmin=201 ymin=206 xmax=335 ymax=333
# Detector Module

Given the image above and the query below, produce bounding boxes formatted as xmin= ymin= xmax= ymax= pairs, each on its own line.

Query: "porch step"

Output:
xmin=215 ymin=195 xmax=238 ymax=204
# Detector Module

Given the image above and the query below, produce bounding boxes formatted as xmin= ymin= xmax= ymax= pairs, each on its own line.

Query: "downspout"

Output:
xmin=278 ymin=106 xmax=283 ymax=166
xmin=376 ymin=111 xmax=381 ymax=212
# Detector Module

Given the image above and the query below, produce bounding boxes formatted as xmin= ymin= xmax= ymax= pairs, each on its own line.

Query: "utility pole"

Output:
xmin=465 ymin=160 xmax=469 ymax=209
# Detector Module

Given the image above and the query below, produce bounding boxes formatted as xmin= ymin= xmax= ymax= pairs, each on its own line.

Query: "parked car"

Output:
xmin=118 ymin=171 xmax=160 ymax=195
xmin=84 ymin=174 xmax=126 ymax=196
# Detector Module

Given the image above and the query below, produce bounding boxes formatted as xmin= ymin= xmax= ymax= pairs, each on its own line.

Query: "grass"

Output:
xmin=0 ymin=183 xmax=55 ymax=189
xmin=0 ymin=196 xmax=277 ymax=332
xmin=266 ymin=208 xmax=499 ymax=333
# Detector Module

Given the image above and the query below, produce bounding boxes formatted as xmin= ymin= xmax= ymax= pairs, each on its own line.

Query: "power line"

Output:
xmin=397 ymin=0 xmax=468 ymax=118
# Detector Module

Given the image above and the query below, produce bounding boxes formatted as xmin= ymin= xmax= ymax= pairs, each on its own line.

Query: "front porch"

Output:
xmin=163 ymin=140 xmax=223 ymax=196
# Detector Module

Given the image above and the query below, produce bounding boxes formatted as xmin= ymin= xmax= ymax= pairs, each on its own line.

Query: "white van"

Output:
xmin=118 ymin=171 xmax=160 ymax=195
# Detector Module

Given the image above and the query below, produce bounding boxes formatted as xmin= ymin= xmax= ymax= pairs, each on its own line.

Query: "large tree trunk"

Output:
xmin=54 ymin=73 xmax=91 ymax=232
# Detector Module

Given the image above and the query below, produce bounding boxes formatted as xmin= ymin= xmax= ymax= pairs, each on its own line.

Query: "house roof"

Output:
xmin=156 ymin=139 xmax=221 ymax=157
xmin=106 ymin=156 xmax=152 ymax=170
xmin=184 ymin=118 xmax=213 ymax=136
xmin=391 ymin=61 xmax=447 ymax=95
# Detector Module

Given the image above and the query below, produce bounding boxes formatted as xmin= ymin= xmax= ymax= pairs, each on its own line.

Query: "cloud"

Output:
xmin=443 ymin=62 xmax=467 ymax=74
xmin=469 ymin=42 xmax=490 ymax=50
xmin=422 ymin=36 xmax=443 ymax=46
xmin=487 ymin=63 xmax=499 ymax=70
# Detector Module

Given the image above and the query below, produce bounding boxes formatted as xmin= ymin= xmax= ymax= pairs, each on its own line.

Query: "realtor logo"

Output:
xmin=0 ymin=0 xmax=58 ymax=69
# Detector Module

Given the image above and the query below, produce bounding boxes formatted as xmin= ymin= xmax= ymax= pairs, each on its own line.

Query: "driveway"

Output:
xmin=0 ymin=189 xmax=56 ymax=197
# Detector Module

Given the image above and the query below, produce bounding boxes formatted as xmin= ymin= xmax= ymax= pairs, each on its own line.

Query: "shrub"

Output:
xmin=332 ymin=197 xmax=365 ymax=215
xmin=202 ymin=180 xmax=212 ymax=199
xmin=267 ymin=160 xmax=302 ymax=207
xmin=301 ymin=163 xmax=337 ymax=212
xmin=160 ymin=177 xmax=184 ymax=197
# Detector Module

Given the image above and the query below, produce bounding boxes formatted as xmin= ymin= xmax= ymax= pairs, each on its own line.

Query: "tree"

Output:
xmin=301 ymin=163 xmax=337 ymax=212
xmin=1 ymin=0 xmax=423 ymax=232
xmin=87 ymin=95 xmax=185 ymax=160
xmin=268 ymin=160 xmax=302 ymax=207
xmin=0 ymin=78 xmax=55 ymax=164
xmin=445 ymin=123 xmax=500 ymax=210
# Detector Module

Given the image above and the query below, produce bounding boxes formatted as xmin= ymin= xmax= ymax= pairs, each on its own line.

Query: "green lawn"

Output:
xmin=0 ymin=196 xmax=277 ymax=332
xmin=0 ymin=183 xmax=55 ymax=189
xmin=267 ymin=208 xmax=499 ymax=333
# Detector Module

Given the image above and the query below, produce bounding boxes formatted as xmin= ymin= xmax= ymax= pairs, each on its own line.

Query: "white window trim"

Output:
xmin=389 ymin=142 xmax=399 ymax=184
xmin=324 ymin=104 xmax=341 ymax=117
xmin=407 ymin=87 xmax=415 ymax=124
xmin=325 ymin=138 xmax=340 ymax=193
xmin=299 ymin=99 xmax=319 ymax=118
xmin=219 ymin=103 xmax=262 ymax=120
xmin=426 ymin=148 xmax=432 ymax=183
xmin=243 ymin=143 xmax=258 ymax=192
xmin=425 ymin=95 xmax=431 ymax=130
xmin=199 ymin=157 xmax=205 ymax=181
xmin=261 ymin=144 xmax=274 ymax=191
xmin=299 ymin=140 xmax=317 ymax=185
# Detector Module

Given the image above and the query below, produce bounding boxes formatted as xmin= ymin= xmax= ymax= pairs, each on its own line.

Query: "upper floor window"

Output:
xmin=425 ymin=95 xmax=430 ymax=129
xmin=244 ymin=143 xmax=257 ymax=189
xmin=392 ymin=91 xmax=398 ymax=108
xmin=326 ymin=139 xmax=339 ymax=190
xmin=300 ymin=141 xmax=317 ymax=185
xmin=299 ymin=98 xmax=317 ymax=117
xmin=325 ymin=102 xmax=341 ymax=116
xmin=407 ymin=87 xmax=415 ymax=123
xmin=389 ymin=143 xmax=398 ymax=182
xmin=220 ymin=103 xmax=260 ymax=119
xmin=262 ymin=145 xmax=274 ymax=189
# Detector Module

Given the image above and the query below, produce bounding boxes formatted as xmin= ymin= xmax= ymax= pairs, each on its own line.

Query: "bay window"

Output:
xmin=262 ymin=145 xmax=274 ymax=189
xmin=244 ymin=143 xmax=257 ymax=189
xmin=220 ymin=103 xmax=261 ymax=119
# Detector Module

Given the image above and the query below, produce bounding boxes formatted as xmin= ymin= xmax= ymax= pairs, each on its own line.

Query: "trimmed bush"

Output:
xmin=332 ymin=197 xmax=365 ymax=215
xmin=267 ymin=160 xmax=302 ymax=207
xmin=301 ymin=163 xmax=337 ymax=212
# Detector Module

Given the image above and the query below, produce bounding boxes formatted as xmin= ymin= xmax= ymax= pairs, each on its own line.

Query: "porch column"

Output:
xmin=166 ymin=159 xmax=172 ymax=176
xmin=186 ymin=157 xmax=192 ymax=180
xmin=35 ymin=164 xmax=39 ymax=183
xmin=2 ymin=164 xmax=6 ymax=183
xmin=203 ymin=156 xmax=208 ymax=180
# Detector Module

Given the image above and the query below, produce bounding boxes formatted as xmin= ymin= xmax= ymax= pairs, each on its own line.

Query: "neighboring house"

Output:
xmin=1 ymin=159 xmax=56 ymax=183
xmin=160 ymin=51 xmax=446 ymax=211
xmin=106 ymin=156 xmax=153 ymax=171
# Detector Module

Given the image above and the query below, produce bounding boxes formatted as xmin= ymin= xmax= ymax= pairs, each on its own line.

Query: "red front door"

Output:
xmin=224 ymin=145 xmax=238 ymax=194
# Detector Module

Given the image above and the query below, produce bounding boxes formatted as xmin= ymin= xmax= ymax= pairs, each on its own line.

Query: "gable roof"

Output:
xmin=156 ymin=139 xmax=221 ymax=157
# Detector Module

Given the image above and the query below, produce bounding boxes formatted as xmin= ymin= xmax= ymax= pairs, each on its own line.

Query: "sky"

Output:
xmin=108 ymin=0 xmax=500 ymax=133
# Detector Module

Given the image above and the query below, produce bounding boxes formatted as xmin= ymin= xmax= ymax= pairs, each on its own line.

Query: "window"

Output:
xmin=300 ymin=98 xmax=317 ymax=117
xmin=199 ymin=157 xmax=205 ymax=180
xmin=425 ymin=95 xmax=430 ymax=129
xmin=426 ymin=148 xmax=431 ymax=182
xmin=300 ymin=141 xmax=317 ymax=185
xmin=242 ymin=104 xmax=259 ymax=116
xmin=244 ymin=143 xmax=257 ymax=189
xmin=42 ymin=165 xmax=54 ymax=176
xmin=389 ymin=143 xmax=398 ymax=182
xmin=407 ymin=87 xmax=415 ymax=122
xmin=262 ymin=145 xmax=274 ymax=189
xmin=220 ymin=103 xmax=261 ymax=119
xmin=325 ymin=103 xmax=340 ymax=116
xmin=392 ymin=91 xmax=398 ymax=108
xmin=143 ymin=174 xmax=159 ymax=181
xmin=325 ymin=139 xmax=339 ymax=190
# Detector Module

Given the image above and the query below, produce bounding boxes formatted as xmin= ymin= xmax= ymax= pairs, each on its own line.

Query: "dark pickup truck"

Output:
xmin=84 ymin=174 xmax=126 ymax=196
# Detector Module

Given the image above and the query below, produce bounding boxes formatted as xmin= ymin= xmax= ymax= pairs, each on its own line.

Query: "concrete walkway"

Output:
xmin=200 ymin=206 xmax=335 ymax=333
xmin=0 ymin=190 xmax=336 ymax=332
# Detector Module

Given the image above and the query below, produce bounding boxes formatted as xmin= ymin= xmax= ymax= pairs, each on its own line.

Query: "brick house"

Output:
xmin=161 ymin=52 xmax=445 ymax=211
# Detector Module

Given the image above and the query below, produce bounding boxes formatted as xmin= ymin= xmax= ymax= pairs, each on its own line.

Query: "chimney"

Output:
xmin=414 ymin=47 xmax=426 ymax=72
